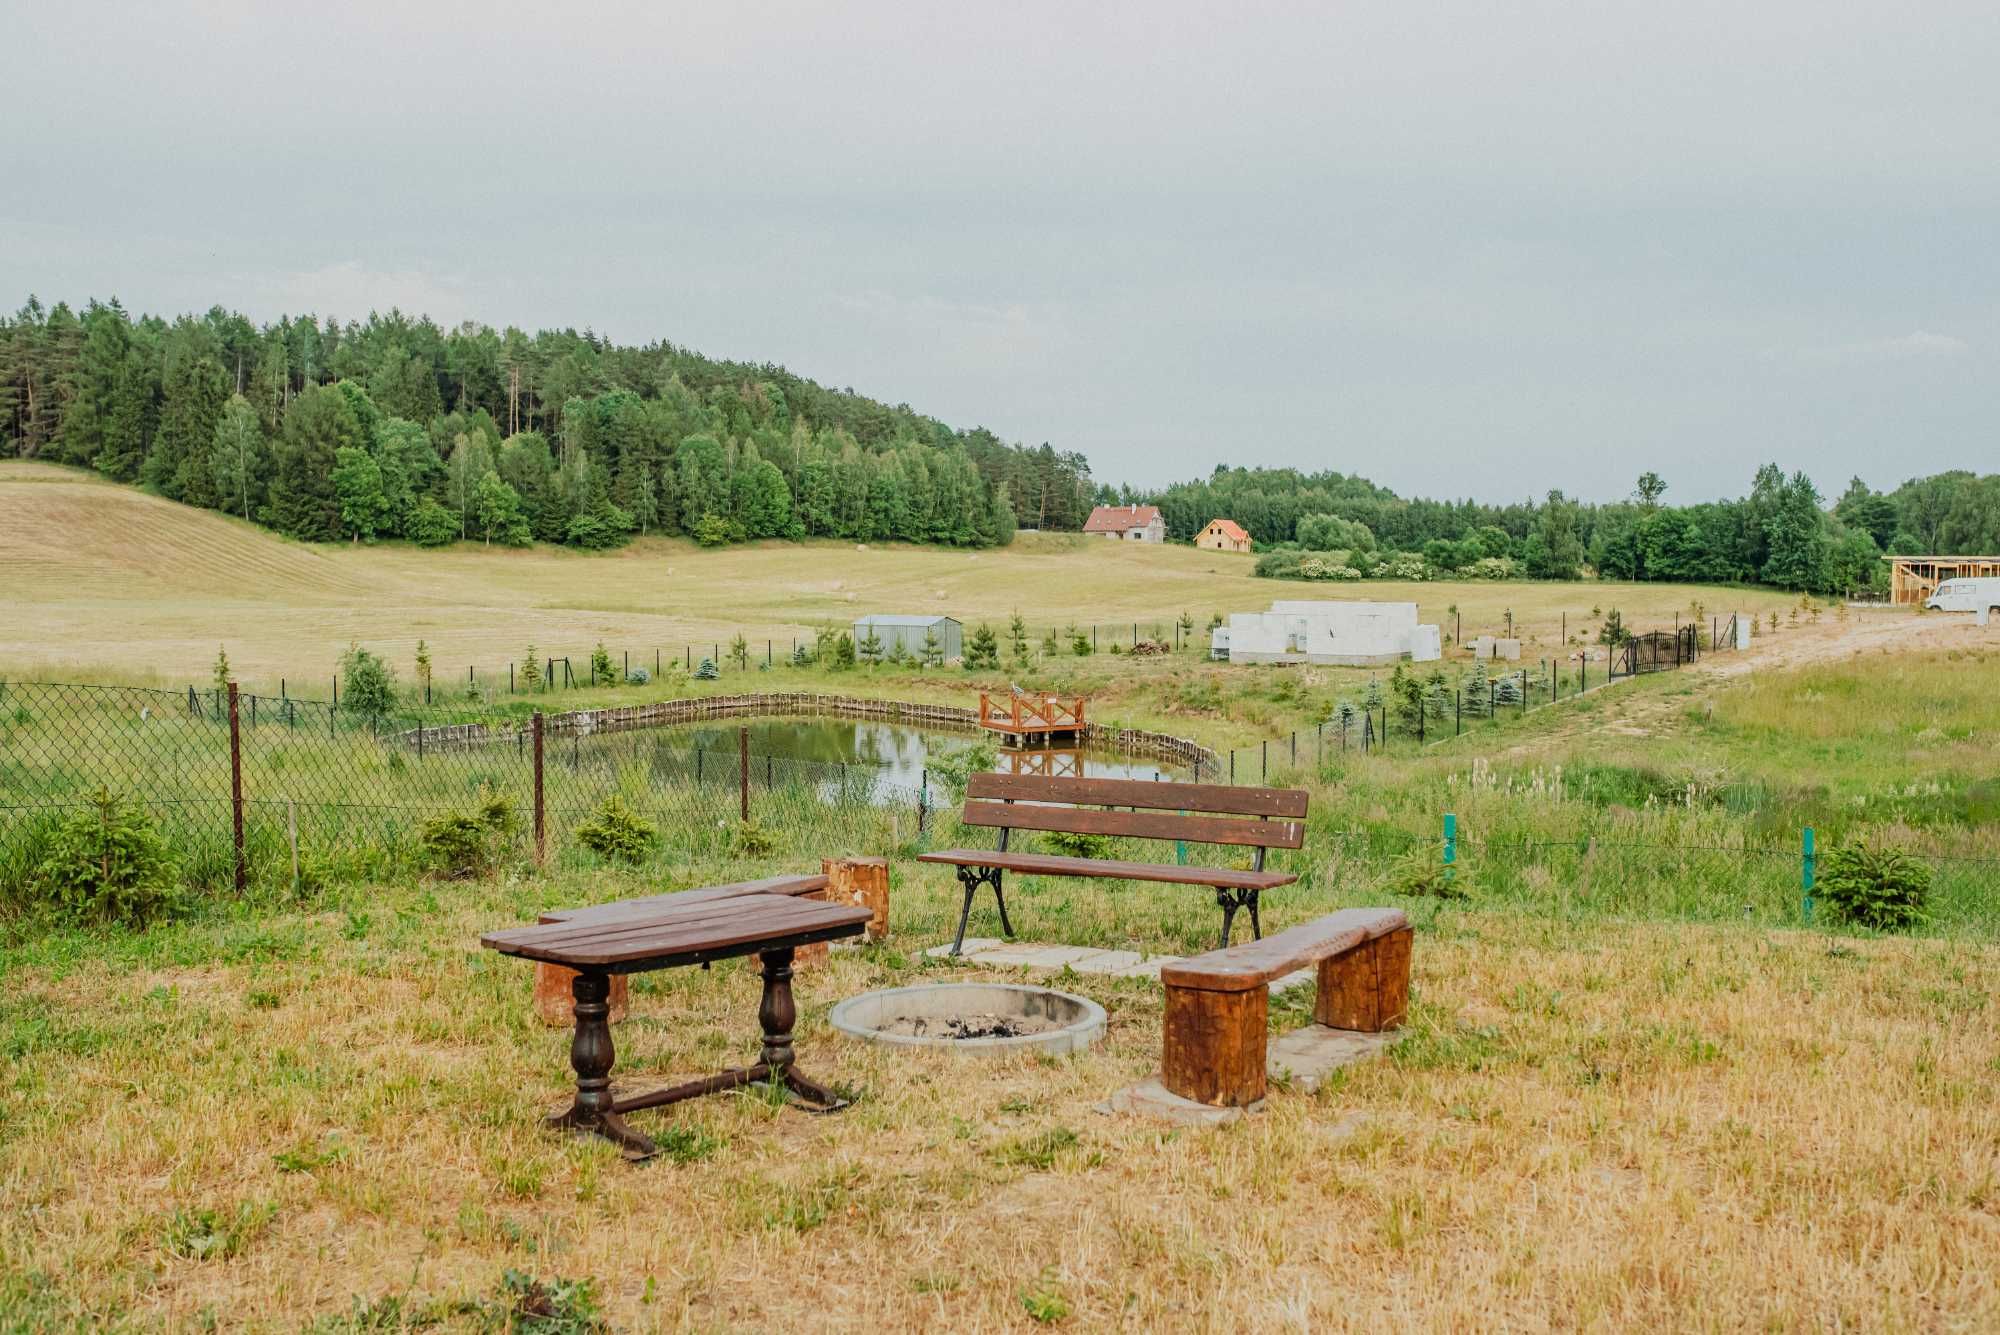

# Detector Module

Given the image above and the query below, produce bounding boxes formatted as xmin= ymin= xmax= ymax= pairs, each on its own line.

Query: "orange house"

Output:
xmin=1197 ymin=518 xmax=1251 ymax=553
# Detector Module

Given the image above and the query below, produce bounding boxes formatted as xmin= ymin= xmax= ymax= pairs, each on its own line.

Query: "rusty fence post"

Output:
xmin=228 ymin=682 xmax=246 ymax=893
xmin=739 ymin=725 xmax=750 ymax=823
xmin=533 ymin=711 xmax=546 ymax=863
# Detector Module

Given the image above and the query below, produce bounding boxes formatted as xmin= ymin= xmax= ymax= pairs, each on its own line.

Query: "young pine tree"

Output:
xmin=211 ymin=645 xmax=232 ymax=692
xmin=729 ymin=633 xmax=750 ymax=671
xmin=857 ymin=625 xmax=884 ymax=665
xmin=1008 ymin=610 xmax=1028 ymax=658
xmin=415 ymin=639 xmax=433 ymax=699
xmin=967 ymin=623 xmax=1000 ymax=670
xmin=520 ymin=643 xmax=543 ymax=691
xmin=920 ymin=626 xmax=944 ymax=667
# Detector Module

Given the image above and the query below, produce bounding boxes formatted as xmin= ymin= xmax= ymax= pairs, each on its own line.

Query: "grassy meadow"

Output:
xmin=1 ymin=458 xmax=1805 ymax=691
xmin=6 ymin=457 xmax=2000 ymax=1328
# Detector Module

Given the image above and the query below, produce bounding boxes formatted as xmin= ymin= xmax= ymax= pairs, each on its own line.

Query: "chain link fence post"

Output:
xmin=228 ymin=682 xmax=246 ymax=893
xmin=532 ymin=711 xmax=546 ymax=864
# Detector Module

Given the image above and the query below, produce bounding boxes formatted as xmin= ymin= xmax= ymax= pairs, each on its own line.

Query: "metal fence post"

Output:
xmin=739 ymin=725 xmax=750 ymax=823
xmin=1802 ymin=826 xmax=1816 ymax=922
xmin=532 ymin=711 xmax=546 ymax=863
xmin=228 ymin=682 xmax=246 ymax=893
xmin=917 ymin=767 xmax=929 ymax=840
xmin=1443 ymin=812 xmax=1456 ymax=884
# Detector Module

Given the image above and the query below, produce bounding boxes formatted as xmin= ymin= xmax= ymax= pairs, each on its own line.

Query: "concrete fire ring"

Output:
xmin=830 ymin=983 xmax=1106 ymax=1056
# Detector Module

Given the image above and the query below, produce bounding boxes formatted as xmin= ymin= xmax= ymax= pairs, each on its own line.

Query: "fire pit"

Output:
xmin=829 ymin=983 xmax=1105 ymax=1056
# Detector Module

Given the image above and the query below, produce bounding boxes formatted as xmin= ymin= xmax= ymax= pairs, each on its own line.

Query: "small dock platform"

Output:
xmin=978 ymin=690 xmax=1086 ymax=745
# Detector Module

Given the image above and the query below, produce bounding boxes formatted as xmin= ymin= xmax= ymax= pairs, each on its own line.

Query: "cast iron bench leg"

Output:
xmin=759 ymin=946 xmax=848 ymax=1112
xmin=949 ymin=865 xmax=1011 ymax=956
xmin=1213 ymin=887 xmax=1263 ymax=950
xmin=548 ymin=968 xmax=659 ymax=1161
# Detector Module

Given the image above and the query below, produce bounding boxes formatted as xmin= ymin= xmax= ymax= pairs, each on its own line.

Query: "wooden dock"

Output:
xmin=978 ymin=691 xmax=1086 ymax=745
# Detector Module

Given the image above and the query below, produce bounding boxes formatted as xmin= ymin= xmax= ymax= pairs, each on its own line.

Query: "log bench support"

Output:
xmin=1159 ymin=914 xmax=1411 ymax=1109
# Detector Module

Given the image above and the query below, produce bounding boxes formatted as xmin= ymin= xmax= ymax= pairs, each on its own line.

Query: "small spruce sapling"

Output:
xmin=729 ymin=633 xmax=750 ymax=672
xmin=920 ymin=626 xmax=944 ymax=667
xmin=520 ymin=644 xmax=542 ymax=691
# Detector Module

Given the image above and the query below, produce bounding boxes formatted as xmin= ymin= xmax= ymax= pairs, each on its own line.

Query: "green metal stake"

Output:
xmin=1802 ymin=826 xmax=1816 ymax=922
xmin=1443 ymin=813 xmax=1457 ymax=884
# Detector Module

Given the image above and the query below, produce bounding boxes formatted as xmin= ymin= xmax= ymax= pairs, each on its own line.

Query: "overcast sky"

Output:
xmin=5 ymin=1 xmax=1996 ymax=502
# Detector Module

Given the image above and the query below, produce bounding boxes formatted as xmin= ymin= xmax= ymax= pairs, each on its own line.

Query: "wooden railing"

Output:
xmin=978 ymin=691 xmax=1086 ymax=733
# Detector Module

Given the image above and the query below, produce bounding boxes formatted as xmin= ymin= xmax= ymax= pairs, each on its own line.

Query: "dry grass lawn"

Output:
xmin=4 ymin=865 xmax=1997 ymax=1331
xmin=0 ymin=459 xmax=1804 ymax=690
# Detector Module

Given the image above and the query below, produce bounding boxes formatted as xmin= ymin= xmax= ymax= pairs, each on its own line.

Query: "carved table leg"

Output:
xmin=759 ymin=946 xmax=850 ymax=1113
xmin=546 ymin=968 xmax=658 ymax=1160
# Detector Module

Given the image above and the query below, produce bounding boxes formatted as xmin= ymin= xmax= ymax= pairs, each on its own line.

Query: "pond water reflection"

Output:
xmin=664 ymin=717 xmax=1188 ymax=790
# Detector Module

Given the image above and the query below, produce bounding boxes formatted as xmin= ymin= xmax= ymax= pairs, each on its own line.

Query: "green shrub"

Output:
xmin=730 ymin=821 xmax=775 ymax=858
xmin=28 ymin=786 xmax=180 ymax=926
xmin=339 ymin=644 xmax=398 ymax=725
xmin=488 ymin=1270 xmax=605 ymax=1334
xmin=1818 ymin=842 xmax=1931 ymax=931
xmin=418 ymin=792 xmax=516 ymax=879
xmin=694 ymin=657 xmax=719 ymax=681
xmin=589 ymin=642 xmax=616 ymax=687
xmin=1389 ymin=848 xmax=1470 ymax=900
xmin=1042 ymin=830 xmax=1110 ymax=859
xmin=574 ymin=795 xmax=659 ymax=863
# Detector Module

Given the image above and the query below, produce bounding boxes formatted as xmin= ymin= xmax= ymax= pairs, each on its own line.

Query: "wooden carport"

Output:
xmin=1885 ymin=556 xmax=2000 ymax=605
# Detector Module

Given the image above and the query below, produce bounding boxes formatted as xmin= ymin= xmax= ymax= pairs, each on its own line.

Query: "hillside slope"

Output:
xmin=1 ymin=460 xmax=1808 ymax=688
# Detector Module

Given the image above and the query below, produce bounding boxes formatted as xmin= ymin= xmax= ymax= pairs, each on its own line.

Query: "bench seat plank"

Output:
xmin=1160 ymin=908 xmax=1409 ymax=992
xmin=540 ymin=874 xmax=829 ymax=925
xmin=484 ymin=894 xmax=871 ymax=969
xmin=917 ymin=849 xmax=1296 ymax=891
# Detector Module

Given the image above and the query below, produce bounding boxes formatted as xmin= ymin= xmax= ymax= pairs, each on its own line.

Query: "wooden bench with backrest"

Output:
xmin=917 ymin=773 xmax=1308 ymax=955
xmin=1156 ymin=907 xmax=1411 ymax=1107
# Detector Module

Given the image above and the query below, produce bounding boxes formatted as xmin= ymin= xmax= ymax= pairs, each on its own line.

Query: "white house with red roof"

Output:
xmin=1083 ymin=504 xmax=1166 ymax=542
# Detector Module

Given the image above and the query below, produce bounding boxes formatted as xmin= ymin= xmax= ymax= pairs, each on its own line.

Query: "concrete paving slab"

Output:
xmin=1270 ymin=968 xmax=1314 ymax=993
xmin=1109 ymin=957 xmax=1175 ymax=980
xmin=1266 ymin=1024 xmax=1394 ymax=1092
xmin=925 ymin=938 xmax=1003 ymax=958
xmin=1054 ymin=949 xmax=1145 ymax=975
xmin=1098 ymin=1076 xmax=1260 ymax=1126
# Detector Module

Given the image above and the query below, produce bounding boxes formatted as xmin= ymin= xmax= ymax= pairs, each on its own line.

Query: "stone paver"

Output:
xmin=1058 ymin=949 xmax=1144 ymax=975
xmin=924 ymin=938 xmax=1003 ymax=959
xmin=1265 ymin=1024 xmax=1394 ymax=1092
xmin=1098 ymin=1076 xmax=1258 ymax=1126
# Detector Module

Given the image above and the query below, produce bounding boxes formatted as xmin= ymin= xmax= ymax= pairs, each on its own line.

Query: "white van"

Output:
xmin=1925 ymin=578 xmax=2000 ymax=613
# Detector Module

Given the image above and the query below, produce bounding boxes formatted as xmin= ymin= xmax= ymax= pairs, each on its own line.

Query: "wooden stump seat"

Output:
xmin=917 ymin=773 xmax=1307 ymax=954
xmin=1157 ymin=908 xmax=1411 ymax=1107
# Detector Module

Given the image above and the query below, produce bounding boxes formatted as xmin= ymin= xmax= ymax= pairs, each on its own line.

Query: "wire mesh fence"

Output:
xmin=6 ymin=675 xmax=1993 ymax=934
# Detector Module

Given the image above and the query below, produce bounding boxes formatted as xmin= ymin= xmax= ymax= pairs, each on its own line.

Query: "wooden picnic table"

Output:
xmin=482 ymin=890 xmax=872 ymax=1160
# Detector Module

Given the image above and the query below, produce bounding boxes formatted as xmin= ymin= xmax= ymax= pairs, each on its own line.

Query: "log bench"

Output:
xmin=917 ymin=774 xmax=1307 ymax=955
xmin=483 ymin=889 xmax=871 ymax=1160
xmin=1158 ymin=907 xmax=1411 ymax=1107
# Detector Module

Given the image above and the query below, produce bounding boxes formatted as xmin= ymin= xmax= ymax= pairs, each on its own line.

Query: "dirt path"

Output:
xmin=1498 ymin=608 xmax=1994 ymax=754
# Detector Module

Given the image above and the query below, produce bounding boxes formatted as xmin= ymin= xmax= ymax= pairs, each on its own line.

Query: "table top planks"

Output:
xmin=484 ymin=893 xmax=870 ymax=971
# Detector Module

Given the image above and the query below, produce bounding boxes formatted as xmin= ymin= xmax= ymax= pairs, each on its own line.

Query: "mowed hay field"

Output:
xmin=0 ymin=460 xmax=1806 ymax=688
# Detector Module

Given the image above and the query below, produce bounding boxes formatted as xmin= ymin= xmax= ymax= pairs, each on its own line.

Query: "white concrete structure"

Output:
xmin=1469 ymin=636 xmax=1522 ymax=661
xmin=1728 ymin=614 xmax=1753 ymax=649
xmin=1221 ymin=600 xmax=1442 ymax=666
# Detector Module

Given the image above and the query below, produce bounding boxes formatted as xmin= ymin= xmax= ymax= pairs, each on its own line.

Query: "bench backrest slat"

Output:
xmin=961 ymin=800 xmax=1305 ymax=850
xmin=965 ymin=773 xmax=1307 ymax=819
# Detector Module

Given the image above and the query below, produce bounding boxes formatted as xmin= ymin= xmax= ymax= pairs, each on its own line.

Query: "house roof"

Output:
xmin=854 ymin=614 xmax=959 ymax=627
xmin=1204 ymin=518 xmax=1250 ymax=541
xmin=1083 ymin=504 xmax=1163 ymax=533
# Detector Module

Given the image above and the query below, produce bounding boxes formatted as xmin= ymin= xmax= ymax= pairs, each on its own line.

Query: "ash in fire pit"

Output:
xmin=878 ymin=1012 xmax=1061 ymax=1041
xmin=831 ymin=983 xmax=1105 ymax=1056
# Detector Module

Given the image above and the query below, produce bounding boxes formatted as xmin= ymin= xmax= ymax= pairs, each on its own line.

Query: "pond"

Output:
xmin=661 ymin=717 xmax=1189 ymax=792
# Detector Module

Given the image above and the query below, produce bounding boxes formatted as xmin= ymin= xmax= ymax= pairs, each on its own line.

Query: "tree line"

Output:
xmin=0 ymin=296 xmax=1099 ymax=549
xmin=1111 ymin=464 xmax=1999 ymax=594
